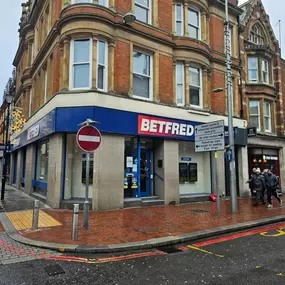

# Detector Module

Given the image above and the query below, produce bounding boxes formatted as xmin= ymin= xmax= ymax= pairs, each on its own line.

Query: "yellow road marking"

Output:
xmin=260 ymin=228 xmax=285 ymax=237
xmin=187 ymin=245 xmax=224 ymax=258
xmin=6 ymin=210 xmax=61 ymax=230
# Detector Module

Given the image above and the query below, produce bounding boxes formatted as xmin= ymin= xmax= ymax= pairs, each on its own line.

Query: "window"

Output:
xmin=98 ymin=0 xmax=108 ymax=6
xmin=262 ymin=59 xmax=269 ymax=84
xmin=189 ymin=66 xmax=202 ymax=107
xmin=264 ymin=102 xmax=271 ymax=132
xmin=97 ymin=40 xmax=108 ymax=91
xmin=249 ymin=100 xmax=260 ymax=130
xmin=176 ymin=63 xmax=185 ymax=106
xmin=70 ymin=38 xmax=92 ymax=89
xmin=36 ymin=141 xmax=49 ymax=182
xmin=175 ymin=4 xmax=184 ymax=36
xmin=72 ymin=0 xmax=92 ymax=3
xmin=133 ymin=51 xmax=152 ymax=100
xmin=135 ymin=0 xmax=151 ymax=24
xmin=188 ymin=7 xmax=200 ymax=39
xmin=250 ymin=24 xmax=265 ymax=45
xmin=248 ymin=57 xmax=258 ymax=83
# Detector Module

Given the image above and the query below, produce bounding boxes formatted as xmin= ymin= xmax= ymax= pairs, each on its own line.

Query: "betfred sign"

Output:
xmin=138 ymin=115 xmax=195 ymax=138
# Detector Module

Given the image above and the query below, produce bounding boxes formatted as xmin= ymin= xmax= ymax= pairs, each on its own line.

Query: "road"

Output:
xmin=1 ymin=222 xmax=285 ymax=284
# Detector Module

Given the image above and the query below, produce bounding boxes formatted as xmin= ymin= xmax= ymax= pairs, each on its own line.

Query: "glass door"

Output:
xmin=140 ymin=149 xmax=153 ymax=197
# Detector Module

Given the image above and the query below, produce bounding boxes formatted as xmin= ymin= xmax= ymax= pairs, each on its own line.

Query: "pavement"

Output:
xmin=1 ymin=186 xmax=285 ymax=253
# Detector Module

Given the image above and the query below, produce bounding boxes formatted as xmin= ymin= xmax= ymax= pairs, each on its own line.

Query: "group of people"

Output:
xmin=248 ymin=168 xmax=282 ymax=208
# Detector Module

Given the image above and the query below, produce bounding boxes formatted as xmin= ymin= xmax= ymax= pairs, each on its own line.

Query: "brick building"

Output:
xmin=239 ymin=0 xmax=285 ymax=188
xmin=8 ymin=0 xmax=248 ymax=210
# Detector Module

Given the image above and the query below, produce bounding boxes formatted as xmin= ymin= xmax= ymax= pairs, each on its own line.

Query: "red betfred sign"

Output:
xmin=76 ymin=125 xmax=102 ymax=152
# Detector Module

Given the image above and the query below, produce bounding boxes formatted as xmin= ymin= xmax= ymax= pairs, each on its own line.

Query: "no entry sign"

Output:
xmin=76 ymin=125 xmax=102 ymax=152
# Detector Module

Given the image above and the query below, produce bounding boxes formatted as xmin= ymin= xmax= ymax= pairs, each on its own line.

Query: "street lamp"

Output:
xmin=212 ymin=0 xmax=238 ymax=213
xmin=1 ymin=92 xmax=13 ymax=200
xmin=123 ymin=12 xmax=136 ymax=24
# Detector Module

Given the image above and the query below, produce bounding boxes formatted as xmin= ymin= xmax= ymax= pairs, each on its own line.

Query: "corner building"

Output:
xmin=10 ymin=0 xmax=247 ymax=210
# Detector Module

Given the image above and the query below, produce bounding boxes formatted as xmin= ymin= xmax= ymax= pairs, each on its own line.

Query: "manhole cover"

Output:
xmin=45 ymin=264 xmax=65 ymax=276
xmin=191 ymin=209 xmax=209 ymax=213
xmin=158 ymin=246 xmax=183 ymax=254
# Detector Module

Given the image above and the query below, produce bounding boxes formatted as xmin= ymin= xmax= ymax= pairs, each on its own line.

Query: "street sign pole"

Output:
xmin=215 ymin=152 xmax=220 ymax=215
xmin=84 ymin=152 xmax=90 ymax=230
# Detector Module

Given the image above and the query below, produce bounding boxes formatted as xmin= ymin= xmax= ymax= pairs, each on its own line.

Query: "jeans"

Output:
xmin=255 ymin=191 xmax=264 ymax=205
xmin=267 ymin=188 xmax=281 ymax=205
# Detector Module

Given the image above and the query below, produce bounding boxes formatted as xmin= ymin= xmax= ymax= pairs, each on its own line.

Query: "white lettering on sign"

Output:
xmin=263 ymin=155 xmax=278 ymax=161
xmin=139 ymin=117 xmax=194 ymax=137
xmin=12 ymin=138 xmax=20 ymax=148
xmin=27 ymin=124 xmax=40 ymax=141
xmin=78 ymin=135 xmax=100 ymax=142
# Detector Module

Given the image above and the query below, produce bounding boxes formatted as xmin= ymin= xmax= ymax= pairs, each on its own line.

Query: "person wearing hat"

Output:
xmin=247 ymin=168 xmax=266 ymax=207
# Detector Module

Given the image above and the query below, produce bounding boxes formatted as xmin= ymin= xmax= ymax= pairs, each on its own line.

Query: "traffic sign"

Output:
xmin=195 ymin=120 xmax=225 ymax=152
xmin=76 ymin=125 xmax=102 ymax=152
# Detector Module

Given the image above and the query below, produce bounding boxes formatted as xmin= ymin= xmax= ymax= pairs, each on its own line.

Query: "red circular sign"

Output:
xmin=76 ymin=125 xmax=102 ymax=152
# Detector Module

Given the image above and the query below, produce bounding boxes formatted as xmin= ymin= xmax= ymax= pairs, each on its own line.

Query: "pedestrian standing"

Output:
xmin=265 ymin=170 xmax=283 ymax=208
xmin=247 ymin=168 xmax=266 ymax=207
xmin=248 ymin=168 xmax=257 ymax=196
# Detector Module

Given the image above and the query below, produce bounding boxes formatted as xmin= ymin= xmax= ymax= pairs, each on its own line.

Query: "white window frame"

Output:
xmin=96 ymin=40 xmax=108 ymax=92
xmin=72 ymin=0 xmax=92 ymax=3
xmin=132 ymin=50 xmax=153 ymax=101
xmin=69 ymin=38 xmax=92 ymax=90
xmin=135 ymin=0 xmax=152 ymax=25
xmin=248 ymin=57 xmax=258 ymax=83
xmin=189 ymin=66 xmax=202 ymax=108
xmin=44 ymin=68 xmax=48 ymax=104
xmin=264 ymin=101 xmax=271 ymax=133
xmin=188 ymin=6 xmax=201 ymax=40
xmin=175 ymin=4 xmax=184 ymax=36
xmin=176 ymin=63 xmax=185 ymax=106
xmin=262 ymin=59 xmax=269 ymax=84
xmin=249 ymin=100 xmax=260 ymax=131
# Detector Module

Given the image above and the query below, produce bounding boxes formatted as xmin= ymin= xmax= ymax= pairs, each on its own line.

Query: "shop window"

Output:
xmin=188 ymin=7 xmax=200 ymax=40
xmin=264 ymin=101 xmax=271 ymax=133
xmin=176 ymin=63 xmax=185 ymax=106
xmin=132 ymin=51 xmax=153 ymax=100
xmin=70 ymin=38 xmax=92 ymax=89
xmin=36 ymin=141 xmax=49 ymax=182
xmin=175 ymin=4 xmax=184 ymax=36
xmin=189 ymin=66 xmax=202 ymax=107
xmin=262 ymin=59 xmax=269 ymax=84
xmin=81 ymin=154 xmax=94 ymax=184
xmin=97 ymin=40 xmax=108 ymax=91
xmin=179 ymin=163 xmax=198 ymax=183
xmin=248 ymin=57 xmax=258 ymax=83
xmin=135 ymin=0 xmax=151 ymax=24
xmin=249 ymin=100 xmax=260 ymax=131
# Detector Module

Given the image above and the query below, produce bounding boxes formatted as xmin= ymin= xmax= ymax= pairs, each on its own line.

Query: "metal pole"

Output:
xmin=83 ymin=152 xmax=90 ymax=230
xmin=225 ymin=0 xmax=238 ymax=213
xmin=1 ymin=103 xmax=10 ymax=200
xmin=32 ymin=200 xmax=40 ymax=230
xmin=72 ymin=204 xmax=79 ymax=240
xmin=215 ymin=152 xmax=220 ymax=215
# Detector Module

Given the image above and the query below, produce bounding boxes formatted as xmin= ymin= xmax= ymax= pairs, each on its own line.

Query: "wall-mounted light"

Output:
xmin=123 ymin=12 xmax=136 ymax=24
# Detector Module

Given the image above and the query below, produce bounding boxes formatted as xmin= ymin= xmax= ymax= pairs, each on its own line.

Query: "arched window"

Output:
xmin=250 ymin=24 xmax=266 ymax=45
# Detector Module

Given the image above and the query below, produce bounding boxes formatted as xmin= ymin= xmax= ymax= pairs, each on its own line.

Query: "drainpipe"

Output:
xmin=237 ymin=15 xmax=244 ymax=119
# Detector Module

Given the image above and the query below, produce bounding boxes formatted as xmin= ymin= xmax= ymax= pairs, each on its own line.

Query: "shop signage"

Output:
xmin=263 ymin=155 xmax=278 ymax=161
xmin=195 ymin=120 xmax=225 ymax=152
xmin=138 ymin=115 xmax=194 ymax=138
xmin=11 ymin=138 xmax=20 ymax=148
xmin=27 ymin=124 xmax=40 ymax=141
xmin=247 ymin=127 xmax=257 ymax=137
xmin=181 ymin=157 xmax=192 ymax=161
xmin=76 ymin=125 xmax=102 ymax=153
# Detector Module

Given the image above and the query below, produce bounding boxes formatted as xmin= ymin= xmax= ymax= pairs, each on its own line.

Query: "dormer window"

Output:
xmin=249 ymin=24 xmax=265 ymax=45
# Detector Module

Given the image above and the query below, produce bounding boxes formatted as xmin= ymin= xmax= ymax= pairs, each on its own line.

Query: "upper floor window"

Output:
xmin=248 ymin=57 xmax=258 ymax=83
xmin=97 ymin=40 xmax=108 ymax=91
xmin=72 ymin=0 xmax=108 ymax=6
xmin=135 ymin=0 xmax=151 ymax=24
xmin=264 ymin=101 xmax=271 ymax=133
xmin=262 ymin=59 xmax=269 ymax=84
xmin=249 ymin=100 xmax=260 ymax=131
xmin=189 ymin=66 xmax=202 ymax=107
xmin=250 ymin=24 xmax=265 ymax=45
xmin=132 ymin=51 xmax=152 ymax=100
xmin=175 ymin=4 xmax=184 ymax=36
xmin=188 ymin=7 xmax=200 ymax=40
xmin=176 ymin=63 xmax=185 ymax=106
xmin=70 ymin=38 xmax=92 ymax=89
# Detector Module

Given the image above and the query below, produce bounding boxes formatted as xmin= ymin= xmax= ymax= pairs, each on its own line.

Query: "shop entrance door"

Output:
xmin=140 ymin=149 xmax=153 ymax=197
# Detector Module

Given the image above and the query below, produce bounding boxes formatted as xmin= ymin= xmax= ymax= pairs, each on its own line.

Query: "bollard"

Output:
xmin=72 ymin=204 xmax=79 ymax=241
xmin=32 ymin=200 xmax=40 ymax=230
xmin=83 ymin=200 xmax=89 ymax=230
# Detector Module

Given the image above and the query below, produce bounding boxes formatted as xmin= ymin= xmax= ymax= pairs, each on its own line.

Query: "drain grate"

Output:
xmin=191 ymin=209 xmax=209 ymax=213
xmin=158 ymin=246 xmax=183 ymax=254
xmin=45 ymin=264 xmax=65 ymax=276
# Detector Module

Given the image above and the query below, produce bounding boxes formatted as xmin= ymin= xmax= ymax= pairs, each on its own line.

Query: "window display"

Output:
xmin=36 ymin=141 xmax=49 ymax=182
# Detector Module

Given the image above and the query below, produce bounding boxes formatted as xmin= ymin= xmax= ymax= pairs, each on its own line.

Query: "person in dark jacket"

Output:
xmin=265 ymin=170 xmax=283 ymax=208
xmin=247 ymin=168 xmax=266 ymax=207
xmin=249 ymin=168 xmax=257 ymax=196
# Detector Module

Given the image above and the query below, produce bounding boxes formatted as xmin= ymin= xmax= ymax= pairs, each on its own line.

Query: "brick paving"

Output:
xmin=19 ymin=198 xmax=285 ymax=246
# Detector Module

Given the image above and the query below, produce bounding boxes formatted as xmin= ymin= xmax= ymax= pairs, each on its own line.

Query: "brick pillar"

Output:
xmin=108 ymin=40 xmax=115 ymax=93
xmin=184 ymin=3 xmax=188 ymax=36
xmin=185 ymin=63 xmax=190 ymax=106
xmin=202 ymin=67 xmax=209 ymax=109
xmin=154 ymin=50 xmax=160 ymax=102
xmin=61 ymin=38 xmax=70 ymax=91
xmin=25 ymin=144 xmax=36 ymax=196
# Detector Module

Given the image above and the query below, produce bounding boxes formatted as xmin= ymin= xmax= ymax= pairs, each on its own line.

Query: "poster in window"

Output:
xmin=82 ymin=160 xmax=94 ymax=184
xmin=189 ymin=163 xmax=198 ymax=182
xmin=179 ymin=163 xmax=188 ymax=183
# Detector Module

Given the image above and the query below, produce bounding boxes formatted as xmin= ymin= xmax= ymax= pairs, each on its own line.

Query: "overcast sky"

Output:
xmin=0 ymin=0 xmax=284 ymax=97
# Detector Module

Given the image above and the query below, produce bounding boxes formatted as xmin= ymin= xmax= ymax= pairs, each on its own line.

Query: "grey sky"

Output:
xmin=0 ymin=0 xmax=284 ymax=97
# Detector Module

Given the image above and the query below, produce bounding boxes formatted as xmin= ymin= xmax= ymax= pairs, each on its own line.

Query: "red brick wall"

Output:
xmin=159 ymin=54 xmax=173 ymax=104
xmin=115 ymin=0 xmax=132 ymax=15
xmin=114 ymin=40 xmax=130 ymax=96
xmin=52 ymin=0 xmax=62 ymax=24
xmin=211 ymin=71 xmax=226 ymax=114
xmin=281 ymin=59 xmax=285 ymax=117
xmin=158 ymin=0 xmax=172 ymax=32
xmin=209 ymin=16 xmax=224 ymax=53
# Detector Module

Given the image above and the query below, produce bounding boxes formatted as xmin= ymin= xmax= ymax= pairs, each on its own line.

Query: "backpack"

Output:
xmin=266 ymin=174 xmax=277 ymax=190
